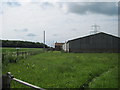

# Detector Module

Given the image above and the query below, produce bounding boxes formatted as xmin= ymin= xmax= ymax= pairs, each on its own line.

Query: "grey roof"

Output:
xmin=67 ymin=32 xmax=120 ymax=43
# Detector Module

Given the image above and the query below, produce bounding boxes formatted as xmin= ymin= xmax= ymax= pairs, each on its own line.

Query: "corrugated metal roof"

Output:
xmin=67 ymin=32 xmax=120 ymax=43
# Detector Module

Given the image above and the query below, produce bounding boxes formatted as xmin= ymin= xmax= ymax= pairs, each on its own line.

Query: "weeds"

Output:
xmin=2 ymin=52 xmax=119 ymax=88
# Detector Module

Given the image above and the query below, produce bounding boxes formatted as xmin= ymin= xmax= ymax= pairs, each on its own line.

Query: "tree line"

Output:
xmin=1 ymin=40 xmax=49 ymax=48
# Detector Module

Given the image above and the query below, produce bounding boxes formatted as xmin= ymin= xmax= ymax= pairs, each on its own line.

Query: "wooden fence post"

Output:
xmin=2 ymin=72 xmax=45 ymax=90
xmin=2 ymin=72 xmax=13 ymax=89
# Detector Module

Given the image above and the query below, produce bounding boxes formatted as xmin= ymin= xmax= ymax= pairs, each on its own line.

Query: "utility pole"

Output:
xmin=43 ymin=31 xmax=45 ymax=51
xmin=90 ymin=24 xmax=100 ymax=34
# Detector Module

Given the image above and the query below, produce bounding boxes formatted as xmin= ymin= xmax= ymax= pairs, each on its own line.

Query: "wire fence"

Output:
xmin=2 ymin=50 xmax=44 ymax=66
xmin=2 ymin=49 xmax=46 ymax=89
xmin=2 ymin=72 xmax=45 ymax=90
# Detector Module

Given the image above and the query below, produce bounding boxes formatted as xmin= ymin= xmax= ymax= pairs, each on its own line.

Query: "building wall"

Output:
xmin=62 ymin=43 xmax=66 ymax=51
xmin=55 ymin=43 xmax=64 ymax=51
xmin=68 ymin=33 xmax=120 ymax=53
xmin=66 ymin=43 xmax=70 ymax=52
xmin=62 ymin=42 xmax=69 ymax=52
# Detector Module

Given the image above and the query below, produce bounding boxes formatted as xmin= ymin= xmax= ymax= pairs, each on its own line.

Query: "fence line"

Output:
xmin=2 ymin=72 xmax=45 ymax=90
xmin=2 ymin=50 xmax=46 ymax=89
xmin=2 ymin=50 xmax=43 ymax=64
xmin=3 ymin=50 xmax=43 ymax=58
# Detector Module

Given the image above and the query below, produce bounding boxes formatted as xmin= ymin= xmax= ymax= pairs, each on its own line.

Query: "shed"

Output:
xmin=64 ymin=32 xmax=120 ymax=53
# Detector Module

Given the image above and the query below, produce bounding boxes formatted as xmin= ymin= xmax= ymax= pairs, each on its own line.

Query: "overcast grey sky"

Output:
xmin=0 ymin=0 xmax=119 ymax=47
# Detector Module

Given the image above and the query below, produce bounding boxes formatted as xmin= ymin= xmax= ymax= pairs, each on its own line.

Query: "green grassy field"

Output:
xmin=2 ymin=51 xmax=118 ymax=88
xmin=89 ymin=67 xmax=118 ymax=88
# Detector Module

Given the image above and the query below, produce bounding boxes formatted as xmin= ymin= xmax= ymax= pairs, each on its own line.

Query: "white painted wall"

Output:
xmin=62 ymin=42 xmax=69 ymax=52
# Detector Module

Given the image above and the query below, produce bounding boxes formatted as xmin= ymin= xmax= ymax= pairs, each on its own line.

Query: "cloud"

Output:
xmin=0 ymin=10 xmax=3 ymax=14
xmin=63 ymin=2 xmax=118 ymax=16
xmin=71 ymin=28 xmax=77 ymax=31
xmin=103 ymin=18 xmax=118 ymax=22
xmin=0 ymin=2 xmax=3 ymax=14
xmin=5 ymin=1 xmax=21 ymax=7
xmin=27 ymin=33 xmax=36 ymax=37
xmin=14 ymin=28 xmax=28 ymax=32
xmin=53 ymin=34 xmax=58 ymax=36
xmin=39 ymin=2 xmax=54 ymax=9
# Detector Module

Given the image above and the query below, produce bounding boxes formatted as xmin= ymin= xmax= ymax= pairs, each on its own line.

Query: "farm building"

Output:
xmin=62 ymin=42 xmax=69 ymax=52
xmin=62 ymin=32 xmax=120 ymax=53
xmin=55 ymin=42 xmax=64 ymax=51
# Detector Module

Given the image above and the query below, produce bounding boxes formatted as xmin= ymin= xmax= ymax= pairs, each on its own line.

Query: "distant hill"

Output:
xmin=0 ymin=40 xmax=49 ymax=48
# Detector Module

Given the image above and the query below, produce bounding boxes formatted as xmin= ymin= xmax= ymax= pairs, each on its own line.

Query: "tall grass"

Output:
xmin=2 ymin=48 xmax=43 ymax=70
xmin=2 ymin=52 xmax=119 ymax=88
xmin=89 ymin=67 xmax=118 ymax=88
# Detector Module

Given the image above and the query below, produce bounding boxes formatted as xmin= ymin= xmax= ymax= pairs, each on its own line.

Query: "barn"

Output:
xmin=62 ymin=32 xmax=120 ymax=53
